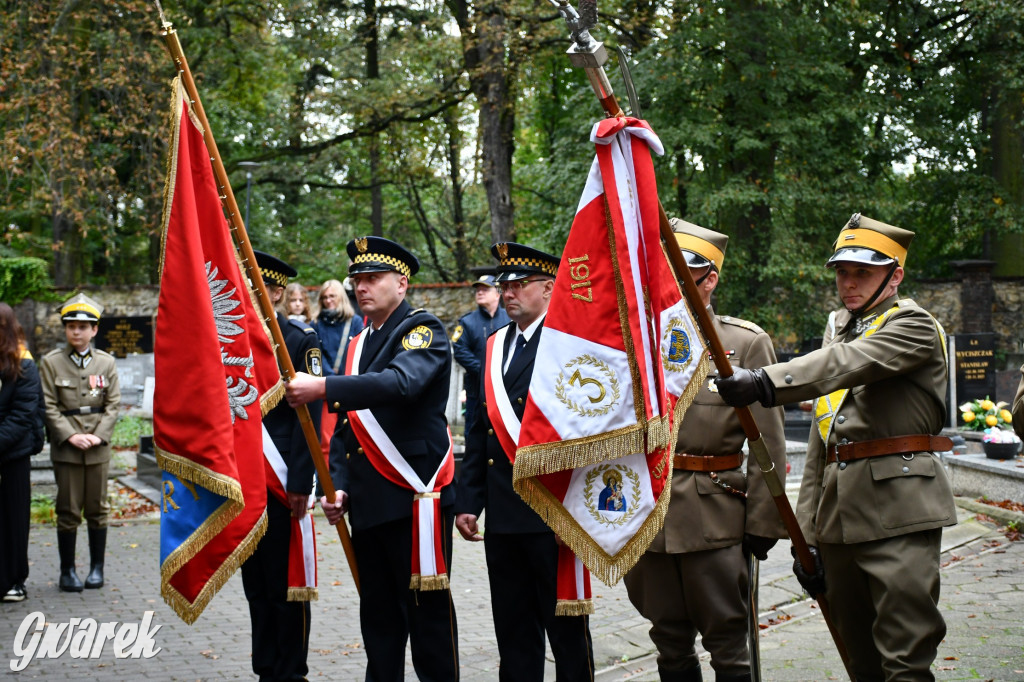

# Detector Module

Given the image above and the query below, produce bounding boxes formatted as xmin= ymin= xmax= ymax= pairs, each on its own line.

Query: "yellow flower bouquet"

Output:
xmin=958 ymin=397 xmax=1013 ymax=432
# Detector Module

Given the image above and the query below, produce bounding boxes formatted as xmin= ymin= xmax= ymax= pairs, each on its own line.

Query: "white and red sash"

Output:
xmin=483 ymin=327 xmax=521 ymax=461
xmin=484 ymin=325 xmax=593 ymax=615
xmin=261 ymin=425 xmax=318 ymax=601
xmin=344 ymin=328 xmax=455 ymax=590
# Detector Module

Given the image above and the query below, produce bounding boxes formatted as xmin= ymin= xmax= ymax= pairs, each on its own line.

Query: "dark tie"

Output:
xmin=506 ymin=334 xmax=527 ymax=374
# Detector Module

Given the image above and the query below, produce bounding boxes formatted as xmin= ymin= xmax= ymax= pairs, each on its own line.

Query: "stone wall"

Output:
xmin=16 ymin=277 xmax=1024 ymax=367
xmin=17 ymin=282 xmax=479 ymax=357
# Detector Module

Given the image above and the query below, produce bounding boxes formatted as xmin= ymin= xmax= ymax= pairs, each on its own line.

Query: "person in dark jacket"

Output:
xmin=241 ymin=251 xmax=323 ymax=681
xmin=451 ymin=275 xmax=509 ymax=433
xmin=0 ymin=302 xmax=43 ymax=603
xmin=455 ymin=243 xmax=595 ymax=681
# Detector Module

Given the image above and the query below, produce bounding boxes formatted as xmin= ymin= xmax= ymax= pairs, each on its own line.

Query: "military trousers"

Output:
xmin=624 ymin=543 xmax=750 ymax=677
xmin=484 ymin=531 xmax=595 ymax=681
xmin=352 ymin=510 xmax=460 ymax=682
xmin=53 ymin=459 xmax=109 ymax=532
xmin=821 ymin=529 xmax=945 ymax=682
xmin=241 ymin=496 xmax=311 ymax=681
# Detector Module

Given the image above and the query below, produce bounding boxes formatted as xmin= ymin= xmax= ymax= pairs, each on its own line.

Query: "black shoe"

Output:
xmin=2 ymin=584 xmax=26 ymax=602
xmin=85 ymin=528 xmax=106 ymax=589
xmin=58 ymin=530 xmax=84 ymax=592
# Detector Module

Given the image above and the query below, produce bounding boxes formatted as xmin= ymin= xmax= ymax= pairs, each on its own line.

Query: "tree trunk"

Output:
xmin=364 ymin=0 xmax=384 ymax=237
xmin=990 ymin=85 xmax=1024 ymax=276
xmin=447 ymin=0 xmax=516 ymax=243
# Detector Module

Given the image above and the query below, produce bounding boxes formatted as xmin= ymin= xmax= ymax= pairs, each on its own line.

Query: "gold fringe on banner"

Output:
xmin=668 ymin=351 xmax=711 ymax=447
xmin=514 ymin=423 xmax=647 ymax=480
xmin=161 ymin=510 xmax=268 ymax=625
xmin=513 ymin=462 xmax=673 ymax=586
xmin=287 ymin=586 xmax=320 ymax=602
xmin=409 ymin=574 xmax=450 ymax=591
xmin=555 ymin=599 xmax=596 ymax=616
xmin=260 ymin=380 xmax=285 ymax=416
xmin=156 ymin=446 xmax=245 ymax=503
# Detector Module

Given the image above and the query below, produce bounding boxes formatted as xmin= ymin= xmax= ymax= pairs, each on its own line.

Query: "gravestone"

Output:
xmin=953 ymin=333 xmax=997 ymax=409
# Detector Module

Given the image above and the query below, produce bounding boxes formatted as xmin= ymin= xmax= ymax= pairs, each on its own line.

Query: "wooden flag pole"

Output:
xmin=157 ymin=14 xmax=360 ymax=594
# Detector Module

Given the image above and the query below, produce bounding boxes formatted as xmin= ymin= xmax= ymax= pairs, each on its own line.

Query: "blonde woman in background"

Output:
xmin=311 ymin=279 xmax=363 ymax=452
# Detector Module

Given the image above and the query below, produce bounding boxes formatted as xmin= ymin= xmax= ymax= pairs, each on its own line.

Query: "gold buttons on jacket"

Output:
xmin=517 ymin=397 xmax=523 ymax=405
xmin=488 ymin=428 xmax=494 ymax=436
xmin=346 ymin=453 xmax=351 ymax=460
xmin=342 ymin=418 xmax=349 ymax=426
xmin=357 ymin=447 xmax=364 ymax=454
xmin=333 ymin=402 xmax=341 ymax=410
xmin=487 ymin=459 xmax=494 ymax=466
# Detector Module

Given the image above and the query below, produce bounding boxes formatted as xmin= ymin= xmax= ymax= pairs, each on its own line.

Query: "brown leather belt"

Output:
xmin=673 ymin=453 xmax=744 ymax=472
xmin=826 ymin=435 xmax=953 ymax=464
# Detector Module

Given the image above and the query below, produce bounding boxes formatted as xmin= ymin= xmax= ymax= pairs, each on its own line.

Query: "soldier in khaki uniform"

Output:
xmin=718 ymin=214 xmax=956 ymax=681
xmin=39 ymin=294 xmax=121 ymax=592
xmin=624 ymin=220 xmax=786 ymax=682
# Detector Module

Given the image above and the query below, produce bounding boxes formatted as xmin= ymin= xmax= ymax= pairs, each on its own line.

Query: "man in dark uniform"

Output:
xmin=718 ymin=214 xmax=956 ymax=681
xmin=451 ymin=274 xmax=509 ymax=432
xmin=623 ymin=221 xmax=786 ymax=682
xmin=242 ymin=250 xmax=322 ymax=681
xmin=286 ymin=237 xmax=460 ymax=682
xmin=455 ymin=242 xmax=595 ymax=681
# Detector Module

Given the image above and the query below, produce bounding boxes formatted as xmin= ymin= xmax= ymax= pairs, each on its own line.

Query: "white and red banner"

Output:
xmin=513 ymin=117 xmax=709 ymax=592
xmin=155 ymin=77 xmax=288 ymax=623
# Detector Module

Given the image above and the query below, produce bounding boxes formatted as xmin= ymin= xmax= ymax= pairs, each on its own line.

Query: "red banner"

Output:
xmin=155 ymin=77 xmax=283 ymax=624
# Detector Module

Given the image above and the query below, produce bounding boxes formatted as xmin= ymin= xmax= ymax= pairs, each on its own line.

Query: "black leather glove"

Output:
xmin=715 ymin=367 xmax=776 ymax=408
xmin=791 ymin=544 xmax=826 ymax=596
xmin=742 ymin=534 xmax=778 ymax=561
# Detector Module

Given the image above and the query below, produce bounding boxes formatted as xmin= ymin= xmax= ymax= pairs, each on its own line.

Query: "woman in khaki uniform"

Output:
xmin=624 ymin=220 xmax=787 ymax=682
xmin=39 ymin=294 xmax=121 ymax=592
xmin=718 ymin=215 xmax=956 ymax=681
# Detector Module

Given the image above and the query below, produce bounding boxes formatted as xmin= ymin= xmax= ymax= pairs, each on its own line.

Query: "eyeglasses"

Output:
xmin=498 ymin=279 xmax=546 ymax=294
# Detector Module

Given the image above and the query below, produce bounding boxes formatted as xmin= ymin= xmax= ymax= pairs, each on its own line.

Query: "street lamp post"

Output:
xmin=237 ymin=161 xmax=262 ymax=228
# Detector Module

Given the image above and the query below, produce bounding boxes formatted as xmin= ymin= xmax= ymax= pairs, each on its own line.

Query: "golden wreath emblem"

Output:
xmin=554 ymin=354 xmax=620 ymax=418
xmin=583 ymin=463 xmax=642 ymax=527
xmin=402 ymin=325 xmax=433 ymax=350
xmin=661 ymin=316 xmax=694 ymax=373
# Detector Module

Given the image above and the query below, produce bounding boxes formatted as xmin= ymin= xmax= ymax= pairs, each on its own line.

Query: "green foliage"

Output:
xmin=111 ymin=414 xmax=153 ymax=449
xmin=1 ymin=0 xmax=1022 ymax=348
xmin=0 ymin=257 xmax=54 ymax=304
xmin=30 ymin=493 xmax=56 ymax=525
